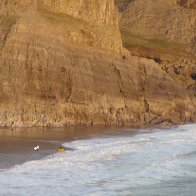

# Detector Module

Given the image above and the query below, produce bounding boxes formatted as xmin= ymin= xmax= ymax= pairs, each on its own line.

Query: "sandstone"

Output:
xmin=117 ymin=0 xmax=196 ymax=55
xmin=115 ymin=0 xmax=196 ymax=94
xmin=0 ymin=0 xmax=195 ymax=127
xmin=177 ymin=0 xmax=196 ymax=8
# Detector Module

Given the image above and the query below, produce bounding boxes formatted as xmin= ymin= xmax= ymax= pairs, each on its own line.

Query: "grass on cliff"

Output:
xmin=120 ymin=30 xmax=196 ymax=62
xmin=121 ymin=30 xmax=181 ymax=50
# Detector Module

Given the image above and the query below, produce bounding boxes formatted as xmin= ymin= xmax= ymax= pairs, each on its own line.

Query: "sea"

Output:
xmin=0 ymin=124 xmax=196 ymax=196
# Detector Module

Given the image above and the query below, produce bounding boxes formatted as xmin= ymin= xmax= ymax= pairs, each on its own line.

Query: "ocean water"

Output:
xmin=0 ymin=124 xmax=196 ymax=196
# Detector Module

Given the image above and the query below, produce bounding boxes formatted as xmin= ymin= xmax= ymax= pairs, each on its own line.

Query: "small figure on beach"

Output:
xmin=34 ymin=145 xmax=40 ymax=152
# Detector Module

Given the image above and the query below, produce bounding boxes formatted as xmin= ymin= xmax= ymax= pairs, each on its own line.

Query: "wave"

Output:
xmin=0 ymin=124 xmax=196 ymax=195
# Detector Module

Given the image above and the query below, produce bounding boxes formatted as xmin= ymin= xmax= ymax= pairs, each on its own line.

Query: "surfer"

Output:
xmin=34 ymin=145 xmax=40 ymax=152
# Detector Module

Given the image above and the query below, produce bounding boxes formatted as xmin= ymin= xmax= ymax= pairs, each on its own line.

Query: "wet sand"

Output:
xmin=0 ymin=126 xmax=139 ymax=170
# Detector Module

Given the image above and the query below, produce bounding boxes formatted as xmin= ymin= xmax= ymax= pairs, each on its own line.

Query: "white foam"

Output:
xmin=0 ymin=124 xmax=196 ymax=195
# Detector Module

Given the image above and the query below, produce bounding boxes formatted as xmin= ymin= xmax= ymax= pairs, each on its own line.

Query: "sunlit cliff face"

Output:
xmin=0 ymin=0 xmax=122 ymax=53
xmin=0 ymin=0 xmax=195 ymax=127
xmin=39 ymin=0 xmax=119 ymax=27
xmin=0 ymin=0 xmax=33 ymax=14
xmin=0 ymin=0 xmax=119 ymax=27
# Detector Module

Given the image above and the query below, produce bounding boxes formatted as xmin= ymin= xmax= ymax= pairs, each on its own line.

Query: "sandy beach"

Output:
xmin=0 ymin=126 xmax=138 ymax=170
xmin=0 ymin=128 xmax=59 ymax=169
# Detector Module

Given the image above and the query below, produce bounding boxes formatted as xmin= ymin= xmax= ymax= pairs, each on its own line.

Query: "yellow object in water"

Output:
xmin=56 ymin=146 xmax=65 ymax=152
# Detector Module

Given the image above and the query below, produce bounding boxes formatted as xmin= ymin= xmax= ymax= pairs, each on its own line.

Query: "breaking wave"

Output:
xmin=0 ymin=124 xmax=196 ymax=195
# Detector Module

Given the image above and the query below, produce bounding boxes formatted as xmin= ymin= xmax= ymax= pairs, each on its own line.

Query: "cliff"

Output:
xmin=0 ymin=0 xmax=195 ymax=127
xmin=116 ymin=0 xmax=196 ymax=94
xmin=177 ymin=0 xmax=196 ymax=8
xmin=116 ymin=0 xmax=196 ymax=55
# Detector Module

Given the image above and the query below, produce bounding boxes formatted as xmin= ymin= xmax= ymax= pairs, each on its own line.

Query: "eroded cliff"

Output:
xmin=0 ymin=0 xmax=195 ymax=127
xmin=118 ymin=0 xmax=196 ymax=49
xmin=116 ymin=0 xmax=196 ymax=94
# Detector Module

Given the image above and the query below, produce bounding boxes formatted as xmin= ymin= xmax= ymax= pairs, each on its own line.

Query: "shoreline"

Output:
xmin=0 ymin=126 xmax=140 ymax=170
xmin=0 ymin=120 xmax=193 ymax=130
xmin=0 ymin=123 xmax=194 ymax=170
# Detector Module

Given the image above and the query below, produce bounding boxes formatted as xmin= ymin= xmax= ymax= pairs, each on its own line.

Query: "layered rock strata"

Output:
xmin=0 ymin=0 xmax=195 ymax=127
xmin=117 ymin=0 xmax=196 ymax=55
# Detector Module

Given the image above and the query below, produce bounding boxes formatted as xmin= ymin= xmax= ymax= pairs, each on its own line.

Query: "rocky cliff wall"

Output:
xmin=118 ymin=0 xmax=196 ymax=55
xmin=0 ymin=0 xmax=195 ymax=127
xmin=0 ymin=0 xmax=123 ymax=53
xmin=40 ymin=0 xmax=119 ymax=27
xmin=0 ymin=33 xmax=195 ymax=127
xmin=177 ymin=0 xmax=196 ymax=8
xmin=0 ymin=0 xmax=34 ymax=15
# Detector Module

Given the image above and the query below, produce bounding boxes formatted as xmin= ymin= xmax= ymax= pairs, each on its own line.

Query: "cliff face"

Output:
xmin=0 ymin=0 xmax=123 ymax=53
xmin=177 ymin=0 xmax=196 ymax=8
xmin=0 ymin=0 xmax=33 ymax=15
xmin=116 ymin=0 xmax=196 ymax=92
xmin=117 ymin=0 xmax=196 ymax=55
xmin=0 ymin=0 xmax=195 ymax=127
xmin=40 ymin=0 xmax=119 ymax=27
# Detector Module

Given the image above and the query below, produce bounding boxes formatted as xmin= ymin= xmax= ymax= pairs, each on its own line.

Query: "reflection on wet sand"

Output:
xmin=0 ymin=126 xmax=137 ymax=169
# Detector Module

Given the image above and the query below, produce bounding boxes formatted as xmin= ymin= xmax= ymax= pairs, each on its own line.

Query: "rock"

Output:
xmin=116 ymin=0 xmax=196 ymax=55
xmin=176 ymin=0 xmax=196 ymax=9
xmin=0 ymin=0 xmax=195 ymax=127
